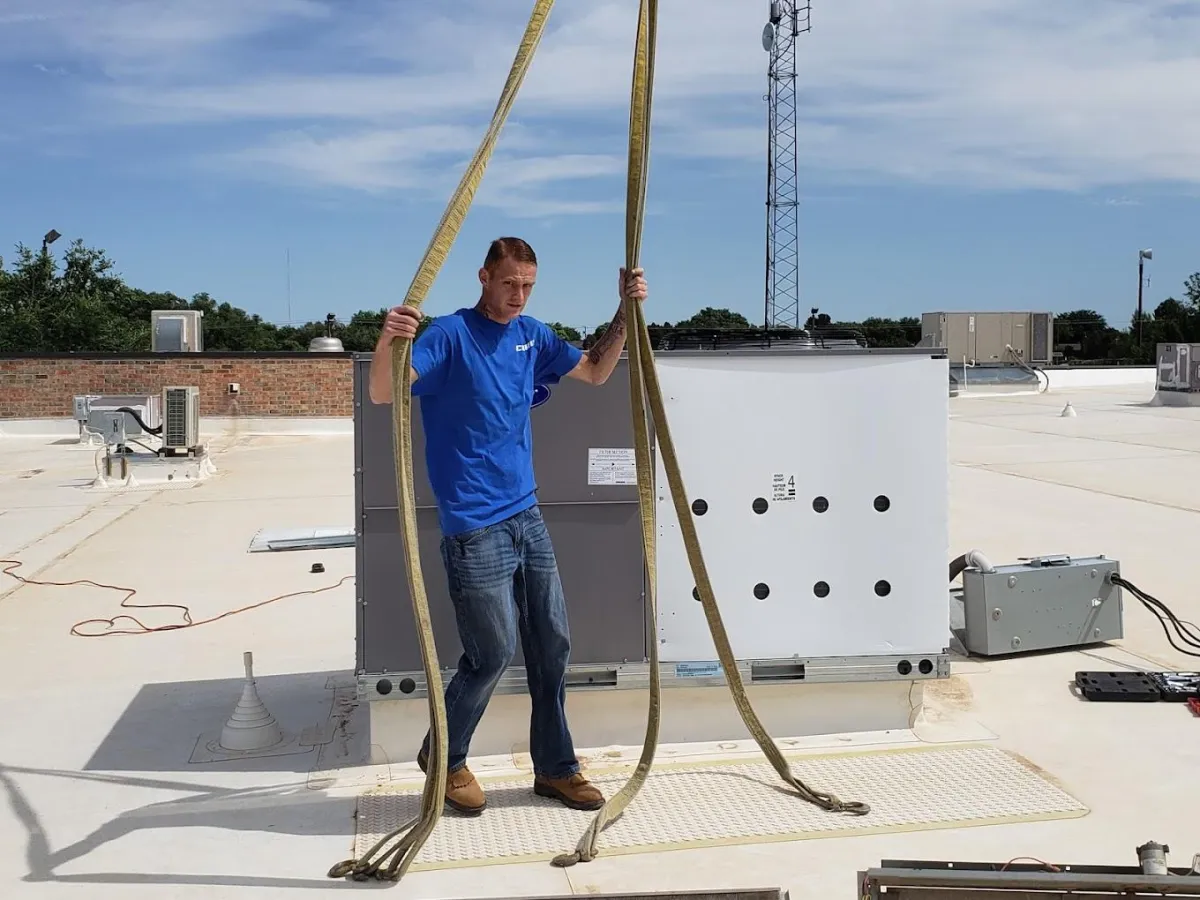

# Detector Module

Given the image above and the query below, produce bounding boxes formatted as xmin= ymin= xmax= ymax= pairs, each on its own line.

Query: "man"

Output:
xmin=369 ymin=236 xmax=647 ymax=816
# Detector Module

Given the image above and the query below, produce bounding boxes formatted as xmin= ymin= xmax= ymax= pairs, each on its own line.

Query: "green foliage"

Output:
xmin=675 ymin=307 xmax=752 ymax=330
xmin=546 ymin=322 xmax=582 ymax=341
xmin=4 ymin=236 xmax=1199 ymax=364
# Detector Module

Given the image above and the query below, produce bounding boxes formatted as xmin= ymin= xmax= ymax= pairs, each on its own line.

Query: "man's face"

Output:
xmin=479 ymin=257 xmax=537 ymax=322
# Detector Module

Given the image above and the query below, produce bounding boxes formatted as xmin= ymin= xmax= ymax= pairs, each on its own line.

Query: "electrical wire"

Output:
xmin=1004 ymin=344 xmax=1049 ymax=392
xmin=1000 ymin=856 xmax=1062 ymax=872
xmin=0 ymin=558 xmax=352 ymax=637
xmin=1111 ymin=574 xmax=1200 ymax=660
xmin=115 ymin=406 xmax=162 ymax=435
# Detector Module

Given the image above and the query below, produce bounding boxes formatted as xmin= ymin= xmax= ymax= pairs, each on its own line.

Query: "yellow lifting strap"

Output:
xmin=328 ymin=0 xmax=868 ymax=883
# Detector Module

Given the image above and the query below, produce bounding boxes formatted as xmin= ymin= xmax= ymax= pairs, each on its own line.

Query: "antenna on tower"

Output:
xmin=763 ymin=0 xmax=810 ymax=332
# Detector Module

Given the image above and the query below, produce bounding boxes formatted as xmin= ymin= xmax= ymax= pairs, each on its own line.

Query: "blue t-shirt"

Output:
xmin=409 ymin=307 xmax=585 ymax=537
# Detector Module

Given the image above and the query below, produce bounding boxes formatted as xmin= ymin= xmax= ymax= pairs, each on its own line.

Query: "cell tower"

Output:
xmin=762 ymin=0 xmax=810 ymax=331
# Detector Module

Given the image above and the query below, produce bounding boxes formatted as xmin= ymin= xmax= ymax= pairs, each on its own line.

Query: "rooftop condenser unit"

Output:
xmin=151 ymin=310 xmax=203 ymax=352
xmin=161 ymin=386 xmax=201 ymax=453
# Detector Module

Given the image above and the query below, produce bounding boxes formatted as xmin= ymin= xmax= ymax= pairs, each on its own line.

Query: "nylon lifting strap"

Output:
xmin=328 ymin=0 xmax=867 ymax=883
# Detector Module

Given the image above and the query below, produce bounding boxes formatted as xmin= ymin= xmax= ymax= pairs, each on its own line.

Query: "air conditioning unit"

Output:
xmin=76 ymin=394 xmax=161 ymax=435
xmin=151 ymin=310 xmax=204 ymax=352
xmin=161 ymin=386 xmax=201 ymax=452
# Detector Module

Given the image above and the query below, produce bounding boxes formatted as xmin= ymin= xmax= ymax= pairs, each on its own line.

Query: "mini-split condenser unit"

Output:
xmin=161 ymin=386 xmax=201 ymax=452
xmin=151 ymin=310 xmax=203 ymax=352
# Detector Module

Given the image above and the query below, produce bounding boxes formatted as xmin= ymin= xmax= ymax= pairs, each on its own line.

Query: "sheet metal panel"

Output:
xmin=354 ymin=354 xmax=648 ymax=674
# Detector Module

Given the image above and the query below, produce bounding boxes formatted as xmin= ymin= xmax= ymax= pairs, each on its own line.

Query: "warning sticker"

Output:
xmin=588 ymin=448 xmax=637 ymax=486
xmin=771 ymin=473 xmax=797 ymax=502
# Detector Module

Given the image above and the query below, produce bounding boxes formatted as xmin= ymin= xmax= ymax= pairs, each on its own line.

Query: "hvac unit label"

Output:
xmin=587 ymin=448 xmax=637 ymax=486
xmin=771 ymin=473 xmax=797 ymax=502
xmin=675 ymin=661 xmax=721 ymax=678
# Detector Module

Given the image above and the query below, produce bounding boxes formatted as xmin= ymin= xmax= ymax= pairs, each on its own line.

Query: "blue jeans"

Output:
xmin=420 ymin=505 xmax=580 ymax=780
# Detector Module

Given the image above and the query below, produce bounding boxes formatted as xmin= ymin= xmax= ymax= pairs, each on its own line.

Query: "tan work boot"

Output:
xmin=534 ymin=772 xmax=605 ymax=811
xmin=416 ymin=750 xmax=487 ymax=816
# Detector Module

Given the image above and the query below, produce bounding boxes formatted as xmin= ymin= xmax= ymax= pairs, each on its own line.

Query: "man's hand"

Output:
xmin=619 ymin=267 xmax=648 ymax=304
xmin=380 ymin=305 xmax=423 ymax=345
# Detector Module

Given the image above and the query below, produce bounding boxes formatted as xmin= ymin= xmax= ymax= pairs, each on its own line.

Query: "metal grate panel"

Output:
xmin=351 ymin=744 xmax=1088 ymax=871
xmin=1030 ymin=313 xmax=1052 ymax=364
xmin=164 ymin=388 xmax=189 ymax=446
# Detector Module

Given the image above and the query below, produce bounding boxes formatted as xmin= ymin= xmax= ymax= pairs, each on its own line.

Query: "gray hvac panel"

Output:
xmin=356 ymin=356 xmax=436 ymax=510
xmin=354 ymin=353 xmax=647 ymax=675
xmin=359 ymin=501 xmax=647 ymax=672
xmin=357 ymin=356 xmax=641 ymax=510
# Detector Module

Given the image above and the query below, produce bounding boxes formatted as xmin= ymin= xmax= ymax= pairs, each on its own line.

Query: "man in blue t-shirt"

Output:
xmin=368 ymin=236 xmax=647 ymax=816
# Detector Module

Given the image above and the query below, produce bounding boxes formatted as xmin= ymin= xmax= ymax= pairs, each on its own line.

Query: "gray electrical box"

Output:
xmin=353 ymin=354 xmax=650 ymax=676
xmin=961 ymin=555 xmax=1123 ymax=656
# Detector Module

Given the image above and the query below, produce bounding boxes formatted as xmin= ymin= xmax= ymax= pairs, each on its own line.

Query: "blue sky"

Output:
xmin=2 ymin=0 xmax=1199 ymax=335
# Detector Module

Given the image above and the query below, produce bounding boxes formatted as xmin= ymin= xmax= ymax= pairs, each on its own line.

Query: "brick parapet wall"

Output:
xmin=0 ymin=353 xmax=356 ymax=418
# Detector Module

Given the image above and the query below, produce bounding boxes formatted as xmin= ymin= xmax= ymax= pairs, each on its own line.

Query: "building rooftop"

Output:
xmin=2 ymin=376 xmax=1198 ymax=898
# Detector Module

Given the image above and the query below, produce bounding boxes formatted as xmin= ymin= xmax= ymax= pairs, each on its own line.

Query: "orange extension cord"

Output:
xmin=0 ymin=558 xmax=352 ymax=637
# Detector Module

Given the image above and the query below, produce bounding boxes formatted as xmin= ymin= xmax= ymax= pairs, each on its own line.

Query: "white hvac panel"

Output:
xmin=654 ymin=351 xmax=949 ymax=662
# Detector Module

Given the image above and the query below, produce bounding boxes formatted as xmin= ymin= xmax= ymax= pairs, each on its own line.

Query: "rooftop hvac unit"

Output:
xmin=1156 ymin=343 xmax=1200 ymax=392
xmin=161 ymin=386 xmax=201 ymax=452
xmin=151 ymin=310 xmax=204 ymax=352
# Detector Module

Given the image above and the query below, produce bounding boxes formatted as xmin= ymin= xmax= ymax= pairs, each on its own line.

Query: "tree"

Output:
xmin=189 ymin=292 xmax=285 ymax=350
xmin=0 ymin=240 xmax=145 ymax=352
xmin=856 ymin=316 xmax=919 ymax=347
xmin=674 ymin=307 xmax=751 ymax=330
xmin=546 ymin=322 xmax=581 ymax=342
xmin=5 ymin=234 xmax=1198 ymax=365
xmin=1184 ymin=273 xmax=1200 ymax=309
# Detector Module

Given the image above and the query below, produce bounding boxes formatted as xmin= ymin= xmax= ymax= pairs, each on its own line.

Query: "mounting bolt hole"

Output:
xmin=752 ymin=497 xmax=769 ymax=515
xmin=918 ymin=659 xmax=934 ymax=675
xmin=376 ymin=678 xmax=393 ymax=696
xmin=813 ymin=581 xmax=830 ymax=598
xmin=753 ymin=582 xmax=770 ymax=600
xmin=812 ymin=496 xmax=829 ymax=513
xmin=398 ymin=677 xmax=417 ymax=694
xmin=873 ymin=495 xmax=891 ymax=512
xmin=874 ymin=580 xmax=891 ymax=597
xmin=692 ymin=499 xmax=708 ymax=516
xmin=897 ymin=660 xmax=913 ymax=676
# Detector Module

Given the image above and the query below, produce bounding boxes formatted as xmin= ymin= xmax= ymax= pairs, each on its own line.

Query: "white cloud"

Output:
xmin=1 ymin=0 xmax=328 ymax=76
xmin=221 ymin=126 xmax=488 ymax=193
xmin=7 ymin=0 xmax=1200 ymax=212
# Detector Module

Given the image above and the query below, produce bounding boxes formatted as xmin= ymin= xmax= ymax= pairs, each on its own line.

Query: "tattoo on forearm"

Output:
xmin=587 ymin=306 xmax=628 ymax=366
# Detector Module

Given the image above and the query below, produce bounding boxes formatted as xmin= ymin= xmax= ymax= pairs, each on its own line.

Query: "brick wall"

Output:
xmin=0 ymin=353 xmax=355 ymax=418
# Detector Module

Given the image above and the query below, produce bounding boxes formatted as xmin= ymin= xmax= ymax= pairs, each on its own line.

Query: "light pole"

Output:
xmin=42 ymin=229 xmax=60 ymax=255
xmin=1137 ymin=248 xmax=1152 ymax=350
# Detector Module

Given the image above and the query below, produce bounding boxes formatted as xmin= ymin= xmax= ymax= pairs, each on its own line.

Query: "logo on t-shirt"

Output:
xmin=531 ymin=384 xmax=551 ymax=408
xmin=515 ymin=339 xmax=536 ymax=352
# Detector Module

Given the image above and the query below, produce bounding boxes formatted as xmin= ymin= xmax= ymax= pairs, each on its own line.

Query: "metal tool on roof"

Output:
xmin=859 ymin=842 xmax=1200 ymax=898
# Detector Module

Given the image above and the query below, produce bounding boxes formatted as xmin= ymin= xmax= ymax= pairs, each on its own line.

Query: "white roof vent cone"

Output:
xmin=1061 ymin=401 xmax=1077 ymax=418
xmin=219 ymin=651 xmax=283 ymax=752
